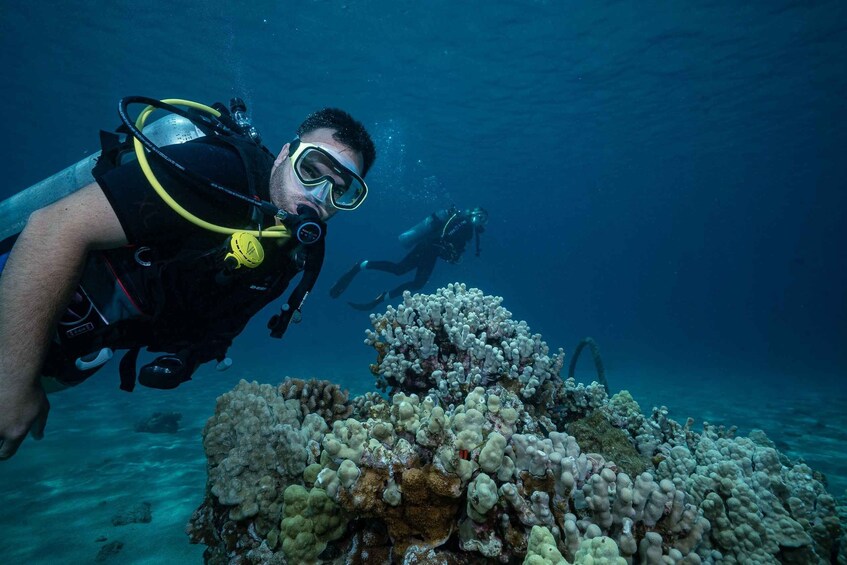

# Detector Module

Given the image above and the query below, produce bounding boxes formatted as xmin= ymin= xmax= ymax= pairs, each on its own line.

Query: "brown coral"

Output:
xmin=336 ymin=465 xmax=462 ymax=557
xmin=279 ymin=377 xmax=353 ymax=425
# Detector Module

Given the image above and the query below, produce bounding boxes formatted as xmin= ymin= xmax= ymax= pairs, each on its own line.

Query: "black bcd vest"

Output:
xmin=46 ymin=113 xmax=321 ymax=389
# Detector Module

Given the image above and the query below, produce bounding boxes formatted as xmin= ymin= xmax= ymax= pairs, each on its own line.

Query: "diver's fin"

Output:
xmin=329 ymin=262 xmax=362 ymax=298
xmin=348 ymin=291 xmax=387 ymax=312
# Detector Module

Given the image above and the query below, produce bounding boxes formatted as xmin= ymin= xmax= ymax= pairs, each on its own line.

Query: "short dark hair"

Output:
xmin=297 ymin=108 xmax=376 ymax=177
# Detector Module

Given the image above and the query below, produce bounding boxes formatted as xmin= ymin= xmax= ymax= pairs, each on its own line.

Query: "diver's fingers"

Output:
xmin=0 ymin=435 xmax=24 ymax=460
xmin=31 ymin=402 xmax=49 ymax=441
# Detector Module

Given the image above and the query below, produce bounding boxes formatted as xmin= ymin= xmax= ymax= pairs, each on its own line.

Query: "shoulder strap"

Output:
xmin=91 ymin=126 xmax=132 ymax=180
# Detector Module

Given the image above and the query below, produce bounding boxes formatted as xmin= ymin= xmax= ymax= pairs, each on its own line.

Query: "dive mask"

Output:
xmin=470 ymin=207 xmax=489 ymax=228
xmin=289 ymin=138 xmax=368 ymax=210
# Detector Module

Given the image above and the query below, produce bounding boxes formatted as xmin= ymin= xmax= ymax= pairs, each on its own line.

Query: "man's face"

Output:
xmin=269 ymin=127 xmax=365 ymax=222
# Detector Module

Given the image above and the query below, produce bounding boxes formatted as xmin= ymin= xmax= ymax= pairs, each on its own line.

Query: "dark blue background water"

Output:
xmin=2 ymin=2 xmax=845 ymax=418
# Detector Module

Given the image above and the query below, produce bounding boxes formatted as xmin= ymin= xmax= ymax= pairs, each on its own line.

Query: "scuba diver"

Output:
xmin=329 ymin=206 xmax=488 ymax=310
xmin=0 ymin=97 xmax=376 ymax=460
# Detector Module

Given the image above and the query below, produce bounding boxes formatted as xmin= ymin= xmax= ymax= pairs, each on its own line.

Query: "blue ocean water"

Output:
xmin=1 ymin=1 xmax=845 ymax=563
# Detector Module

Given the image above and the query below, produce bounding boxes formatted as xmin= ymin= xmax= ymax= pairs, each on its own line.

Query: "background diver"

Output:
xmin=330 ymin=206 xmax=488 ymax=310
xmin=0 ymin=97 xmax=376 ymax=460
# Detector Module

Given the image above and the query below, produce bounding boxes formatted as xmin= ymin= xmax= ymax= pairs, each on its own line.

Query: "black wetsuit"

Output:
xmin=331 ymin=208 xmax=476 ymax=310
xmin=1 ymin=137 xmax=306 ymax=389
xmin=372 ymin=209 xmax=474 ymax=298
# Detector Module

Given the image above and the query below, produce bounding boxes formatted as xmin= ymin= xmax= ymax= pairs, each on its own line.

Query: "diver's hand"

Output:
xmin=0 ymin=382 xmax=49 ymax=460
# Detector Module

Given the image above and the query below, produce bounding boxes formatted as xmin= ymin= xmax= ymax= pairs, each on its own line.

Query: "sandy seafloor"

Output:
xmin=0 ymin=361 xmax=844 ymax=564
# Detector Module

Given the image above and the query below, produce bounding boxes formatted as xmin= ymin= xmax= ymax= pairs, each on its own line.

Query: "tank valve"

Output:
xmin=229 ymin=97 xmax=261 ymax=144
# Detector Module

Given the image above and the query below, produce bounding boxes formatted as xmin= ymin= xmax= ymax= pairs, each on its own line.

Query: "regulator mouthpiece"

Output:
xmin=286 ymin=204 xmax=325 ymax=245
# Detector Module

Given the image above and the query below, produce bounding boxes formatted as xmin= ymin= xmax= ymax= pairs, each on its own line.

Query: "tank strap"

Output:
xmin=91 ymin=128 xmax=130 ymax=180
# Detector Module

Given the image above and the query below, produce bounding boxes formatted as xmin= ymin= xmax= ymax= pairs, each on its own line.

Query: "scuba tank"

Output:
xmin=398 ymin=216 xmax=433 ymax=248
xmin=0 ymin=114 xmax=206 ymax=241
xmin=398 ymin=208 xmax=453 ymax=249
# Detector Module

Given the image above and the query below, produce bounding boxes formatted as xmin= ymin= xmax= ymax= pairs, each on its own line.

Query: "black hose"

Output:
xmin=568 ymin=337 xmax=609 ymax=393
xmin=117 ymin=96 xmax=279 ymax=218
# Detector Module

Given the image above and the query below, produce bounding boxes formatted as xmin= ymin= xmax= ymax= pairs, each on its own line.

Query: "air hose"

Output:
xmin=119 ymin=97 xmax=292 ymax=239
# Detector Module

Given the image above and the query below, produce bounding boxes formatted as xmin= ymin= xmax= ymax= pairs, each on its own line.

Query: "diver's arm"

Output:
xmin=0 ymin=182 xmax=127 ymax=459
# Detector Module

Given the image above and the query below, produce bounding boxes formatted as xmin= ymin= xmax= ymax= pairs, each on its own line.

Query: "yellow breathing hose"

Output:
xmin=133 ymin=98 xmax=290 ymax=239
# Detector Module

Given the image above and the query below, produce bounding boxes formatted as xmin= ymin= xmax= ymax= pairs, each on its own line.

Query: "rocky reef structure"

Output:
xmin=278 ymin=377 xmax=354 ymax=426
xmin=187 ymin=283 xmax=845 ymax=564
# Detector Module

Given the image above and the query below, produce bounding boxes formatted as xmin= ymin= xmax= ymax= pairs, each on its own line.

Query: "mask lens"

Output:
xmin=294 ymin=147 xmax=367 ymax=209
xmin=472 ymin=209 xmax=488 ymax=226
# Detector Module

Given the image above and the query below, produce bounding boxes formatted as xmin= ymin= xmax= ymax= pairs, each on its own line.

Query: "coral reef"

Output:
xmin=187 ymin=283 xmax=846 ymax=564
xmin=186 ymin=380 xmax=328 ymax=562
xmin=278 ymin=377 xmax=353 ymax=425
